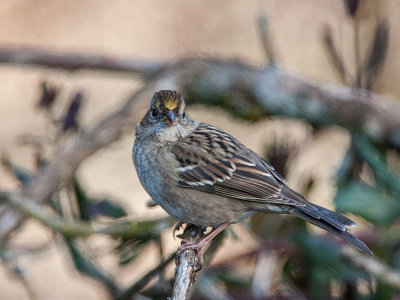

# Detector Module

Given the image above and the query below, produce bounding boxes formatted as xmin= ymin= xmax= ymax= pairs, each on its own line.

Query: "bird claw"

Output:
xmin=172 ymin=221 xmax=186 ymax=239
xmin=176 ymin=240 xmax=205 ymax=272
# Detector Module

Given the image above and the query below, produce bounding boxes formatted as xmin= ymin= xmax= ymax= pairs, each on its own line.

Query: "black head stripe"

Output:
xmin=152 ymin=90 xmax=185 ymax=113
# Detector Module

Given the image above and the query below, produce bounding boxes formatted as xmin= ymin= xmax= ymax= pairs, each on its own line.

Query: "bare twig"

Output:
xmin=251 ymin=250 xmax=277 ymax=299
xmin=0 ymin=192 xmax=172 ymax=238
xmin=0 ymin=47 xmax=163 ymax=74
xmin=172 ymin=249 xmax=199 ymax=300
xmin=171 ymin=225 xmax=226 ymax=299
xmin=341 ymin=246 xmax=400 ymax=290
xmin=354 ymin=19 xmax=362 ymax=88
xmin=257 ymin=12 xmax=277 ymax=66
xmin=322 ymin=26 xmax=350 ymax=84
xmin=197 ymin=275 xmax=233 ymax=300
xmin=171 ymin=225 xmax=205 ymax=299
xmin=116 ymin=252 xmax=176 ymax=299
xmin=362 ymin=20 xmax=389 ymax=90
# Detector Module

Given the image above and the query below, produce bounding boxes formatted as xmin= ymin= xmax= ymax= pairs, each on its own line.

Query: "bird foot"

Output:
xmin=175 ymin=223 xmax=230 ymax=272
xmin=176 ymin=239 xmax=207 ymax=271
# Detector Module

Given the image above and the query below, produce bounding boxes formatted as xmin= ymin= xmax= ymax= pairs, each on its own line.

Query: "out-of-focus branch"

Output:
xmin=322 ymin=26 xmax=350 ymax=84
xmin=0 ymin=47 xmax=163 ymax=74
xmin=341 ymin=246 xmax=400 ymax=290
xmin=1 ymin=55 xmax=400 ymax=242
xmin=257 ymin=12 xmax=277 ymax=66
xmin=251 ymin=251 xmax=277 ymax=299
xmin=116 ymin=252 xmax=176 ymax=299
xmin=0 ymin=192 xmax=172 ymax=238
xmin=196 ymin=275 xmax=233 ymax=300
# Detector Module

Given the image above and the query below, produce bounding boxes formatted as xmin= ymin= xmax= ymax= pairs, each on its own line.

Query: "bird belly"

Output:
xmin=160 ymin=186 xmax=255 ymax=227
xmin=133 ymin=141 xmax=254 ymax=227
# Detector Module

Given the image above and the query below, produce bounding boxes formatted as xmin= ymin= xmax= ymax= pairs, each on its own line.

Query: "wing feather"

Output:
xmin=172 ymin=123 xmax=302 ymax=206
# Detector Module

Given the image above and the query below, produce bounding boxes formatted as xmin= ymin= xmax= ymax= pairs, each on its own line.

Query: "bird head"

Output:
xmin=135 ymin=90 xmax=193 ymax=142
xmin=150 ymin=90 xmax=186 ymax=126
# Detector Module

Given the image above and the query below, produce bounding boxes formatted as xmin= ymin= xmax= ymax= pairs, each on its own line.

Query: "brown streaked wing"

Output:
xmin=171 ymin=123 xmax=302 ymax=206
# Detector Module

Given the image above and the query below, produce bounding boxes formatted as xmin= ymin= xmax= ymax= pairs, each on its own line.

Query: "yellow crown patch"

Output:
xmin=153 ymin=90 xmax=185 ymax=111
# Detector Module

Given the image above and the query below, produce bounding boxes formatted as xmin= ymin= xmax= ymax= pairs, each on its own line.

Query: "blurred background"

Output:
xmin=1 ymin=0 xmax=400 ymax=299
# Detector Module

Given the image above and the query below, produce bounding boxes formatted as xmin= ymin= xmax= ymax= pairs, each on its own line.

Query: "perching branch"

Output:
xmin=171 ymin=225 xmax=225 ymax=300
xmin=172 ymin=248 xmax=199 ymax=300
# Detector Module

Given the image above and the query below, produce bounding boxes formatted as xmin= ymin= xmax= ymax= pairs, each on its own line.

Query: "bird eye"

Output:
xmin=182 ymin=112 xmax=186 ymax=119
xmin=151 ymin=109 xmax=158 ymax=118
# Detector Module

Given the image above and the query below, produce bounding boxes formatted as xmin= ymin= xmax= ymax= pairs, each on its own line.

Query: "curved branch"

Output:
xmin=0 ymin=47 xmax=163 ymax=74
xmin=341 ymin=246 xmax=400 ymax=290
xmin=0 ymin=192 xmax=172 ymax=238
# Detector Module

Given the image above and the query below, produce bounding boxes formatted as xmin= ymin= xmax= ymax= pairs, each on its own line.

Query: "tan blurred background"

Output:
xmin=0 ymin=0 xmax=399 ymax=299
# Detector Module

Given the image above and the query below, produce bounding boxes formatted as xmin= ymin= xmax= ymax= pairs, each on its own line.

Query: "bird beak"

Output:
xmin=166 ymin=110 xmax=176 ymax=124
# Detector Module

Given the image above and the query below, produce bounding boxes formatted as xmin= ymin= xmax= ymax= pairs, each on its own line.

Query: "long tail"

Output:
xmin=282 ymin=187 xmax=373 ymax=256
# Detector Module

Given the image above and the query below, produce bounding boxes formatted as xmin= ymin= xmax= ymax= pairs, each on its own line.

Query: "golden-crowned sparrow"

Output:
xmin=133 ymin=90 xmax=373 ymax=262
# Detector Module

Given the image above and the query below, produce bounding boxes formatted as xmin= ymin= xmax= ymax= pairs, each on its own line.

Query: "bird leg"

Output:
xmin=176 ymin=223 xmax=230 ymax=271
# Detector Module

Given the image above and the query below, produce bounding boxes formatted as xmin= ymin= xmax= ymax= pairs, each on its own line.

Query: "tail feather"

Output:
xmin=298 ymin=203 xmax=355 ymax=232
xmin=276 ymin=186 xmax=372 ymax=256
xmin=311 ymin=203 xmax=356 ymax=227
xmin=290 ymin=205 xmax=373 ymax=256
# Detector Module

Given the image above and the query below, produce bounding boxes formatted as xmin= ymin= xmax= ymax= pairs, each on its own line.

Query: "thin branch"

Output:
xmin=354 ymin=19 xmax=362 ymax=88
xmin=196 ymin=275 xmax=233 ymax=300
xmin=171 ymin=226 xmax=226 ymax=299
xmin=0 ymin=47 xmax=163 ymax=74
xmin=171 ymin=248 xmax=199 ymax=300
xmin=116 ymin=251 xmax=176 ymax=299
xmin=341 ymin=245 xmax=400 ymax=290
xmin=257 ymin=12 xmax=277 ymax=66
xmin=251 ymin=250 xmax=277 ymax=299
xmin=0 ymin=192 xmax=172 ymax=238
xmin=322 ymin=25 xmax=350 ymax=84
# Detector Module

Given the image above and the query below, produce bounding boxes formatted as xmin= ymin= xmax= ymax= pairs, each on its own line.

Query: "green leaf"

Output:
xmin=89 ymin=199 xmax=127 ymax=219
xmin=73 ymin=179 xmax=91 ymax=220
xmin=1 ymin=157 xmax=32 ymax=185
xmin=352 ymin=134 xmax=400 ymax=197
xmin=335 ymin=182 xmax=400 ymax=225
xmin=74 ymin=179 xmax=127 ymax=220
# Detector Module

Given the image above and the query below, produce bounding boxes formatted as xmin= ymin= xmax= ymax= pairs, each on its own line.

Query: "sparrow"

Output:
xmin=133 ymin=90 xmax=373 ymax=266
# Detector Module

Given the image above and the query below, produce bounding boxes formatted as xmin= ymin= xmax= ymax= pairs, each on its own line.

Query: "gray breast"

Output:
xmin=133 ymin=140 xmax=164 ymax=200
